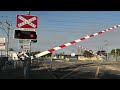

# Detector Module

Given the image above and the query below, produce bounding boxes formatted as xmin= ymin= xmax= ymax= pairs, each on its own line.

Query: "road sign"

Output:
xmin=18 ymin=28 xmax=36 ymax=31
xmin=0 ymin=38 xmax=5 ymax=50
xmin=16 ymin=14 xmax=38 ymax=29
xmin=19 ymin=39 xmax=37 ymax=43
xmin=23 ymin=45 xmax=30 ymax=51
xmin=23 ymin=40 xmax=30 ymax=51
xmin=71 ymin=53 xmax=75 ymax=57
xmin=23 ymin=40 xmax=30 ymax=45
xmin=19 ymin=39 xmax=24 ymax=43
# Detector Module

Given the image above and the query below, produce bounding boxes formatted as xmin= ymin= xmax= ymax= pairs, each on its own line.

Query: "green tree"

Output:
xmin=59 ymin=52 xmax=65 ymax=56
xmin=62 ymin=52 xmax=65 ymax=55
xmin=110 ymin=48 xmax=120 ymax=56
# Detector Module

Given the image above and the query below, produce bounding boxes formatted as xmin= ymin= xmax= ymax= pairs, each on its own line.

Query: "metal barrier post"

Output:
xmin=24 ymin=58 xmax=30 ymax=79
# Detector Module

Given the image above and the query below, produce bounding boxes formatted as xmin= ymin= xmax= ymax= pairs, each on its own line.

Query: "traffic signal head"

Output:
xmin=14 ymin=30 xmax=37 ymax=39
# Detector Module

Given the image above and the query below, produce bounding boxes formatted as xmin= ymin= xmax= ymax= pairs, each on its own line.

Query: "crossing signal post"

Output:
xmin=14 ymin=30 xmax=37 ymax=39
xmin=15 ymin=11 xmax=38 ymax=79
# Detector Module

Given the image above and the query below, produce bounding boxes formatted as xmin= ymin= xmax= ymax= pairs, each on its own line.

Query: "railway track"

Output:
xmin=39 ymin=61 xmax=101 ymax=79
xmin=39 ymin=60 xmax=120 ymax=79
xmin=1 ymin=59 xmax=120 ymax=79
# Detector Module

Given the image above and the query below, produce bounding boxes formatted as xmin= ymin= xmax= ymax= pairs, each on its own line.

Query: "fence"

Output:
xmin=0 ymin=58 xmax=42 ymax=72
xmin=0 ymin=54 xmax=120 ymax=72
xmin=107 ymin=54 xmax=120 ymax=62
xmin=0 ymin=60 xmax=24 ymax=72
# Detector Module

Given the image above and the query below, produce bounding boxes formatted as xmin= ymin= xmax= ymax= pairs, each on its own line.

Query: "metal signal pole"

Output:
xmin=24 ymin=11 xmax=31 ymax=79
xmin=27 ymin=11 xmax=31 ymax=15
xmin=27 ymin=11 xmax=31 ymax=57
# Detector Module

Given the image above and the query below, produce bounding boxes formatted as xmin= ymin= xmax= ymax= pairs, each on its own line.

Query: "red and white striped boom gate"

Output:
xmin=74 ymin=44 xmax=97 ymax=56
xmin=35 ymin=25 xmax=120 ymax=58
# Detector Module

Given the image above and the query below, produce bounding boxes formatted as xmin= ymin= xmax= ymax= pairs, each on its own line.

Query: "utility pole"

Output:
xmin=6 ymin=21 xmax=10 ymax=59
xmin=104 ymin=40 xmax=108 ymax=61
xmin=77 ymin=47 xmax=80 ymax=55
xmin=115 ymin=48 xmax=117 ymax=61
xmin=0 ymin=19 xmax=11 ymax=60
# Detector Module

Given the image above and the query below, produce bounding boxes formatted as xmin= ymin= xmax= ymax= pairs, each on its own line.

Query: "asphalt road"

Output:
xmin=1 ymin=59 xmax=120 ymax=79
xmin=30 ymin=60 xmax=120 ymax=79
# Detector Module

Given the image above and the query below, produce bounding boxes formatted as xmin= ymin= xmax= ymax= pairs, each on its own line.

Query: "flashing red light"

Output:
xmin=14 ymin=30 xmax=37 ymax=39
xmin=30 ymin=34 xmax=34 ymax=38
xmin=17 ymin=33 xmax=21 ymax=37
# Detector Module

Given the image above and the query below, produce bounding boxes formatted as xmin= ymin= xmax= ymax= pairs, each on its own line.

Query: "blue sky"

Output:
xmin=0 ymin=11 xmax=120 ymax=54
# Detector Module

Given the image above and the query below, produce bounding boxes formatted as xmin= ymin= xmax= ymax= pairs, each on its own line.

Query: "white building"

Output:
xmin=0 ymin=50 xmax=19 ymax=60
xmin=0 ymin=50 xmax=30 ymax=61
xmin=8 ymin=51 xmax=19 ymax=60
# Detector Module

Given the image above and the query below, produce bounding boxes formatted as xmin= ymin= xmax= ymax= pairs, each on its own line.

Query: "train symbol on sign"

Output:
xmin=16 ymin=15 xmax=38 ymax=29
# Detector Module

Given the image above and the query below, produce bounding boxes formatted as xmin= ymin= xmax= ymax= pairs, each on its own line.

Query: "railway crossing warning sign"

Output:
xmin=23 ymin=40 xmax=31 ymax=51
xmin=0 ymin=38 xmax=5 ymax=50
xmin=16 ymin=14 xmax=38 ymax=29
